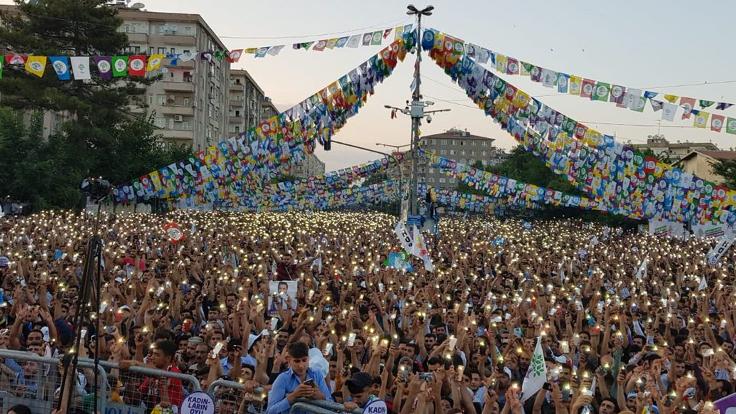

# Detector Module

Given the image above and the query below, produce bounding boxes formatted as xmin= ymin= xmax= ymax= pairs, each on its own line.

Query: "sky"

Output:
xmin=5 ymin=0 xmax=735 ymax=171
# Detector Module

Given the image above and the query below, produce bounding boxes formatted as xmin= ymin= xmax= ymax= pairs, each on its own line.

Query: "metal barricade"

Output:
xmin=290 ymin=400 xmax=362 ymax=414
xmin=0 ymin=349 xmax=201 ymax=414
xmin=0 ymin=349 xmax=107 ymax=414
xmin=207 ymin=379 xmax=267 ymax=414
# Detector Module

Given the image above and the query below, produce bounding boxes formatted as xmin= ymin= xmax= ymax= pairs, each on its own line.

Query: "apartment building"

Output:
xmin=417 ymin=128 xmax=507 ymax=190
xmin=630 ymin=134 xmax=719 ymax=162
xmin=227 ymin=69 xmax=281 ymax=136
xmin=117 ymin=7 xmax=230 ymax=150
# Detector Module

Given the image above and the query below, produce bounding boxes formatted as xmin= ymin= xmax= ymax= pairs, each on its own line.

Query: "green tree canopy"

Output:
xmin=0 ymin=0 xmax=189 ymax=210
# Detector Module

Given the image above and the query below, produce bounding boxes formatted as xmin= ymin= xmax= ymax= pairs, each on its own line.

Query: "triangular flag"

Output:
xmin=267 ymin=45 xmax=284 ymax=56
xmin=227 ymin=49 xmax=243 ymax=63
xmin=650 ymin=99 xmax=664 ymax=112
xmin=49 ymin=56 xmax=71 ymax=81
xmin=146 ymin=53 xmax=164 ymax=72
xmin=24 ymin=55 xmax=47 ymax=78
xmin=325 ymin=38 xmax=338 ymax=49
xmin=716 ymin=102 xmax=733 ymax=111
xmin=70 ymin=56 xmax=91 ymax=80
xmin=383 ymin=28 xmax=392 ymax=39
xmin=312 ymin=40 xmax=327 ymax=52
xmin=335 ymin=37 xmax=349 ymax=48
xmin=520 ymin=337 xmax=547 ymax=402
xmin=699 ymin=100 xmax=715 ymax=109
xmin=254 ymin=47 xmax=269 ymax=58
xmin=664 ymin=94 xmax=679 ymax=103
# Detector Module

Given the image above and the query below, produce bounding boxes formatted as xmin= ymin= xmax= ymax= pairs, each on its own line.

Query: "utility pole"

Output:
xmin=383 ymin=4 xmax=451 ymax=223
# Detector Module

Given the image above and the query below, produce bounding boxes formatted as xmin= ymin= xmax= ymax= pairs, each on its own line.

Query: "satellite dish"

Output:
xmin=130 ymin=2 xmax=145 ymax=9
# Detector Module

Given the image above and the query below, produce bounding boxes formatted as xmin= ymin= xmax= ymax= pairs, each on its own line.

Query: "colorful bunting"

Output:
xmin=24 ymin=55 xmax=47 ymax=78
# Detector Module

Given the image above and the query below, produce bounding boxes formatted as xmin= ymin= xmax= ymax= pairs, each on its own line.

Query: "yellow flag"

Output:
xmin=25 ymin=55 xmax=47 ymax=78
xmin=693 ymin=111 xmax=709 ymax=128
xmin=663 ymin=94 xmax=678 ymax=103
xmin=146 ymin=54 xmax=165 ymax=72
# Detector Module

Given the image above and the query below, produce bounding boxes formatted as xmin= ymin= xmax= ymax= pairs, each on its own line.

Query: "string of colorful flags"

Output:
xmin=427 ymin=39 xmax=736 ymax=226
xmin=422 ymin=28 xmax=736 ymax=135
xmin=418 ymin=184 xmax=539 ymax=213
xmin=2 ymin=53 xmax=169 ymax=80
xmin=236 ymin=24 xmax=414 ymax=58
xmin=421 ymin=150 xmax=622 ymax=215
xmin=114 ymin=31 xmax=416 ymax=207
xmin=252 ymin=155 xmax=402 ymax=200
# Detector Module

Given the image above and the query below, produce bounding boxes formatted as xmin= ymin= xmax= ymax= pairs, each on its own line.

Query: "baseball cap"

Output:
xmin=346 ymin=372 xmax=372 ymax=394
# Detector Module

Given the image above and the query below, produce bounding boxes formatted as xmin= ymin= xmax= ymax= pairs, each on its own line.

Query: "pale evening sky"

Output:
xmin=5 ymin=0 xmax=735 ymax=171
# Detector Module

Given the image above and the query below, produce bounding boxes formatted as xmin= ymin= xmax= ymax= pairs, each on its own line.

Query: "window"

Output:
xmin=440 ymin=149 xmax=447 ymax=155
xmin=123 ymin=24 xmax=131 ymax=33
xmin=170 ymin=48 xmax=176 ymax=55
xmin=460 ymin=141 xmax=464 ymax=146
xmin=158 ymin=47 xmax=166 ymax=54
xmin=148 ymin=47 xmax=154 ymax=55
xmin=439 ymin=178 xmax=446 ymax=183
xmin=157 ymin=95 xmax=166 ymax=105
xmin=449 ymin=150 xmax=455 ymax=155
xmin=428 ymin=177 xmax=434 ymax=183
xmin=183 ymin=49 xmax=190 ymax=55
xmin=184 ymin=97 xmax=190 ymax=106
xmin=235 ymin=110 xmax=240 ymax=117
xmin=470 ymin=151 xmax=475 ymax=156
xmin=183 ymin=72 xmax=193 ymax=82
xmin=429 ymin=168 xmax=435 ymax=174
xmin=482 ymin=151 xmax=487 ymax=157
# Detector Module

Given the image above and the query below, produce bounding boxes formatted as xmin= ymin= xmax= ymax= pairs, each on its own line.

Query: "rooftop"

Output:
xmin=422 ymin=128 xmax=495 ymax=142
xmin=116 ymin=8 xmax=228 ymax=51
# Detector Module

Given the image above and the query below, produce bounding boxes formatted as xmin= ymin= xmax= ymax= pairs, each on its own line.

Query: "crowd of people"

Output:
xmin=0 ymin=209 xmax=735 ymax=414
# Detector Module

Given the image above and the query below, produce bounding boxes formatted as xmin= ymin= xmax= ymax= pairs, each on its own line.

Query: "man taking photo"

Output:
xmin=266 ymin=342 xmax=332 ymax=414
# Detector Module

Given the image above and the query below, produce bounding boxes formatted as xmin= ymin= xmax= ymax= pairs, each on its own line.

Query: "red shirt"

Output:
xmin=139 ymin=364 xmax=184 ymax=408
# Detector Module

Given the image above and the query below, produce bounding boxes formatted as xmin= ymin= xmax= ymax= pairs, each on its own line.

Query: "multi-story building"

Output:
xmin=287 ymin=153 xmax=326 ymax=179
xmin=228 ymin=69 xmax=271 ymax=135
xmin=261 ymin=98 xmax=279 ymax=120
xmin=117 ymin=7 xmax=230 ymax=150
xmin=416 ymin=128 xmax=506 ymax=190
xmin=630 ymin=134 xmax=719 ymax=162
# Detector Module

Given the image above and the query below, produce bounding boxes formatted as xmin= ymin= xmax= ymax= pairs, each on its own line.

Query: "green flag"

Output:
xmin=112 ymin=55 xmax=128 ymax=77
xmin=592 ymin=82 xmax=610 ymax=101
xmin=726 ymin=117 xmax=736 ymax=135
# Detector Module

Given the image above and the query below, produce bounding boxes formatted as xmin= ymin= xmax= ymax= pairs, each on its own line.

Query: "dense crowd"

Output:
xmin=1 ymin=210 xmax=735 ymax=414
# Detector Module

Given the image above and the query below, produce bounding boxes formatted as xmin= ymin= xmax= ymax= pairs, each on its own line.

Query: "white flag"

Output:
xmin=394 ymin=221 xmax=415 ymax=253
xmin=662 ymin=102 xmax=677 ymax=121
xmin=635 ymin=258 xmax=648 ymax=280
xmin=521 ymin=337 xmax=547 ymax=402
xmin=698 ymin=275 xmax=708 ymax=291
xmin=267 ymin=45 xmax=285 ymax=56
xmin=706 ymin=232 xmax=736 ymax=266
xmin=346 ymin=35 xmax=361 ymax=48
xmin=411 ymin=225 xmax=434 ymax=272
xmin=70 ymin=56 xmax=91 ymax=80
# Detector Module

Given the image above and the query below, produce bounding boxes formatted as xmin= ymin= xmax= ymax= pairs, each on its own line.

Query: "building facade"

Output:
xmin=630 ymin=134 xmax=719 ymax=162
xmin=117 ymin=7 xmax=230 ymax=150
xmin=674 ymin=151 xmax=736 ymax=185
xmin=286 ymin=153 xmax=326 ymax=179
xmin=416 ymin=128 xmax=506 ymax=190
xmin=227 ymin=69 xmax=272 ymax=136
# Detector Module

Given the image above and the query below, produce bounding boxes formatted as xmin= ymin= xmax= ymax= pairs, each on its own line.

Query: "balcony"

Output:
xmin=166 ymin=60 xmax=194 ymax=69
xmin=161 ymin=81 xmax=194 ymax=92
xmin=159 ymin=105 xmax=194 ymax=116
xmin=126 ymin=33 xmax=149 ymax=43
xmin=149 ymin=34 xmax=197 ymax=46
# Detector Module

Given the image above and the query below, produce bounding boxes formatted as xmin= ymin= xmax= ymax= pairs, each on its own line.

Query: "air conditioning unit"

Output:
xmin=174 ymin=115 xmax=184 ymax=122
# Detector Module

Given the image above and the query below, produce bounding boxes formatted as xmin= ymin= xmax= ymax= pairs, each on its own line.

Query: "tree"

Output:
xmin=712 ymin=159 xmax=736 ymax=189
xmin=455 ymin=145 xmax=639 ymax=226
xmin=0 ymin=0 xmax=188 ymax=209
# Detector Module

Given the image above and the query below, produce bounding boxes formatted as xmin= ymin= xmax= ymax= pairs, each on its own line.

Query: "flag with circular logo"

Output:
xmin=146 ymin=53 xmax=164 ymax=72
xmin=24 ymin=55 xmax=47 ymax=78
xmin=726 ymin=118 xmax=736 ymax=135
xmin=93 ymin=56 xmax=112 ymax=80
xmin=111 ymin=56 xmax=128 ymax=77
xmin=49 ymin=56 xmax=71 ymax=80
xmin=592 ymin=82 xmax=610 ymax=101
xmin=163 ymin=222 xmax=185 ymax=243
xmin=128 ymin=55 xmax=146 ymax=77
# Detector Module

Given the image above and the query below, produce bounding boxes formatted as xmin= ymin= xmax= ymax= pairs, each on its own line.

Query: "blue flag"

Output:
xmin=49 ymin=56 xmax=71 ymax=80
